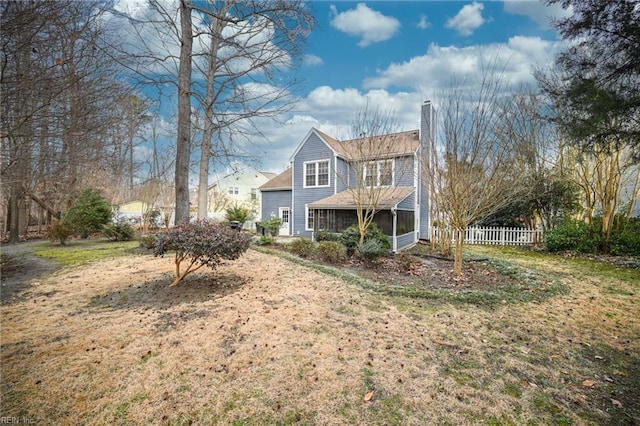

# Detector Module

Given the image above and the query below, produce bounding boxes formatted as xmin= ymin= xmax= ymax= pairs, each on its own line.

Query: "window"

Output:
xmin=228 ymin=186 xmax=239 ymax=195
xmin=364 ymin=160 xmax=393 ymax=187
xmin=380 ymin=161 xmax=393 ymax=186
xmin=306 ymin=207 xmax=314 ymax=230
xmin=251 ymin=188 xmax=257 ymax=201
xmin=304 ymin=160 xmax=330 ymax=187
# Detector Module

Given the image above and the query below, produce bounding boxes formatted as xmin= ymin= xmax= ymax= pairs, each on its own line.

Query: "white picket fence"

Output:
xmin=431 ymin=226 xmax=544 ymax=246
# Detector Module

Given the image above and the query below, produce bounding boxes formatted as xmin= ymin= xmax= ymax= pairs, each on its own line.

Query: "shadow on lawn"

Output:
xmin=87 ymin=272 xmax=250 ymax=312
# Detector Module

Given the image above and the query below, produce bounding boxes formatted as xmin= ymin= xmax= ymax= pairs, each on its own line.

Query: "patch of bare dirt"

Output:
xmin=349 ymin=253 xmax=512 ymax=291
xmin=1 ymin=241 xmax=59 ymax=304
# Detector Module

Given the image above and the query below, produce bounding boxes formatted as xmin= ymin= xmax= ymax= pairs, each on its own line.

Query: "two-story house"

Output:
xmin=260 ymin=101 xmax=435 ymax=251
xmin=194 ymin=162 xmax=275 ymax=228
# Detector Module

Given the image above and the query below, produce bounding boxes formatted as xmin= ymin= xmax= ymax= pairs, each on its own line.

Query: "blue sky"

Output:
xmin=110 ymin=1 xmax=571 ymax=178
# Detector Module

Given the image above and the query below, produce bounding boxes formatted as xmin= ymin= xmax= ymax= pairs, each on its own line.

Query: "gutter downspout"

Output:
xmin=392 ymin=206 xmax=398 ymax=253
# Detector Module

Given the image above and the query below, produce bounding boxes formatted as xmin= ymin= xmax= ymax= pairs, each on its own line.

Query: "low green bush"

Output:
xmin=255 ymin=235 xmax=274 ymax=246
xmin=260 ymin=218 xmax=283 ymax=236
xmin=315 ymin=229 xmax=341 ymax=242
xmin=139 ymin=234 xmax=156 ymax=250
xmin=340 ymin=223 xmax=391 ymax=255
xmin=317 ymin=240 xmax=347 ymax=263
xmin=357 ymin=239 xmax=388 ymax=262
xmin=289 ymin=237 xmax=315 ymax=258
xmin=545 ymin=219 xmax=598 ymax=253
xmin=611 ymin=221 xmax=640 ymax=256
xmin=103 ymin=220 xmax=135 ymax=241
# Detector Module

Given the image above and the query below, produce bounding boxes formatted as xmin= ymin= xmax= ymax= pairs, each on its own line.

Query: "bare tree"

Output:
xmin=332 ymin=103 xmax=416 ymax=244
xmin=1 ymin=0 xmax=132 ymax=242
xmin=193 ymin=0 xmax=314 ymax=220
xmin=427 ymin=72 xmax=529 ymax=276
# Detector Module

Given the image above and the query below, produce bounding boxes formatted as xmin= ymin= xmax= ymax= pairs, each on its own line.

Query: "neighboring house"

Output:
xmin=200 ymin=163 xmax=276 ymax=228
xmin=260 ymin=101 xmax=435 ymax=251
xmin=114 ymin=200 xmax=148 ymax=225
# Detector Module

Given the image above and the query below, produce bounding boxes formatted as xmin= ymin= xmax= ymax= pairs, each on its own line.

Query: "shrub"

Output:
xmin=64 ymin=188 xmax=112 ymax=238
xmin=610 ymin=220 xmax=640 ymax=256
xmin=226 ymin=204 xmax=251 ymax=227
xmin=139 ymin=234 xmax=156 ymax=250
xmin=154 ymin=220 xmax=252 ymax=286
xmin=260 ymin=218 xmax=283 ymax=236
xmin=48 ymin=220 xmax=73 ymax=245
xmin=357 ymin=239 xmax=388 ymax=263
xmin=315 ymin=229 xmax=341 ymax=242
xmin=289 ymin=237 xmax=315 ymax=258
xmin=545 ymin=219 xmax=597 ymax=253
xmin=340 ymin=223 xmax=391 ymax=255
xmin=103 ymin=220 xmax=135 ymax=241
xmin=317 ymin=240 xmax=347 ymax=263
xmin=255 ymin=235 xmax=274 ymax=246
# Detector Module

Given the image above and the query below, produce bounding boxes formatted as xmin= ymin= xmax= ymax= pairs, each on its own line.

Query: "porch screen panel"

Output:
xmin=397 ymin=210 xmax=415 ymax=234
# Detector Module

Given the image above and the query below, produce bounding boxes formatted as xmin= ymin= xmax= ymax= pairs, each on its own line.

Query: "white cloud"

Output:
xmin=362 ymin=36 xmax=561 ymax=93
xmin=329 ymin=3 xmax=401 ymax=47
xmin=445 ymin=1 xmax=485 ymax=36
xmin=503 ymin=1 xmax=573 ymax=29
xmin=417 ymin=14 xmax=431 ymax=30
xmin=303 ymin=54 xmax=323 ymax=66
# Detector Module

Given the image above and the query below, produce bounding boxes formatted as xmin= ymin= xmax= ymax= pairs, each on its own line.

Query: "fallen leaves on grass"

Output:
xmin=582 ymin=379 xmax=596 ymax=388
xmin=363 ymin=391 xmax=374 ymax=402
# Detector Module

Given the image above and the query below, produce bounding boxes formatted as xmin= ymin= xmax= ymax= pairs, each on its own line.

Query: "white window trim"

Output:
xmin=363 ymin=159 xmax=394 ymax=188
xmin=305 ymin=205 xmax=314 ymax=231
xmin=303 ymin=159 xmax=331 ymax=188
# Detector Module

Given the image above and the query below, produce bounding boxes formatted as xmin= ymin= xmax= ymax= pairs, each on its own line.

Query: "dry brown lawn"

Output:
xmin=1 ymin=246 xmax=638 ymax=425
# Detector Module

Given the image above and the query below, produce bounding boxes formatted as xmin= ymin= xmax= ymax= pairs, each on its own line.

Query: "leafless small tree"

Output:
xmin=427 ymin=69 xmax=530 ymax=276
xmin=334 ymin=103 xmax=416 ymax=244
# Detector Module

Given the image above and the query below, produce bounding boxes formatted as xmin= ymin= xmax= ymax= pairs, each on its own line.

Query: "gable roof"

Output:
xmin=259 ymin=167 xmax=292 ymax=191
xmin=309 ymin=128 xmax=419 ymax=162
xmin=289 ymin=128 xmax=420 ymax=164
xmin=333 ymin=130 xmax=420 ymax=160
xmin=309 ymin=187 xmax=415 ymax=210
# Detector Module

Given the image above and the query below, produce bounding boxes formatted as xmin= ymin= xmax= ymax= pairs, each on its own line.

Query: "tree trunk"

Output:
xmin=174 ymin=0 xmax=193 ymax=225
xmin=197 ymin=16 xmax=223 ymax=220
xmin=453 ymin=228 xmax=464 ymax=277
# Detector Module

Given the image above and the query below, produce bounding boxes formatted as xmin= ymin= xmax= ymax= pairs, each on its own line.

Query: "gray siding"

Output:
xmin=292 ymin=132 xmax=336 ymax=236
xmin=419 ymin=101 xmax=435 ymax=239
xmin=261 ymin=190 xmax=292 ymax=220
xmin=395 ymin=156 xmax=415 ymax=187
xmin=396 ymin=232 xmax=416 ymax=251
xmin=397 ymin=192 xmax=415 ymax=210
xmin=335 ymin=158 xmax=349 ymax=192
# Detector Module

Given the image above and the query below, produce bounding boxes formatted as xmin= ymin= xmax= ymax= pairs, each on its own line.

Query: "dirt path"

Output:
xmin=0 ymin=241 xmax=59 ymax=304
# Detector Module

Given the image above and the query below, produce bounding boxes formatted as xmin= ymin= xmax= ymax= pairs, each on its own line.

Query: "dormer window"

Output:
xmin=304 ymin=160 xmax=330 ymax=188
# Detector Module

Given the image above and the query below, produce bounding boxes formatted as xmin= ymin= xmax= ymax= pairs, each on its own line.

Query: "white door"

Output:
xmin=278 ymin=207 xmax=290 ymax=236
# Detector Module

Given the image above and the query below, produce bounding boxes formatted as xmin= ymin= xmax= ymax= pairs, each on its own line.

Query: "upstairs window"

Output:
xmin=228 ymin=186 xmax=239 ymax=195
xmin=364 ymin=160 xmax=393 ymax=187
xmin=304 ymin=160 xmax=330 ymax=188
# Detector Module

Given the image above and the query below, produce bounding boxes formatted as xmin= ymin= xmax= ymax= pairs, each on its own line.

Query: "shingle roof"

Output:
xmin=259 ymin=167 xmax=292 ymax=191
xmin=309 ymin=187 xmax=415 ymax=210
xmin=315 ymin=129 xmax=420 ymax=160
xmin=260 ymin=171 xmax=277 ymax=180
